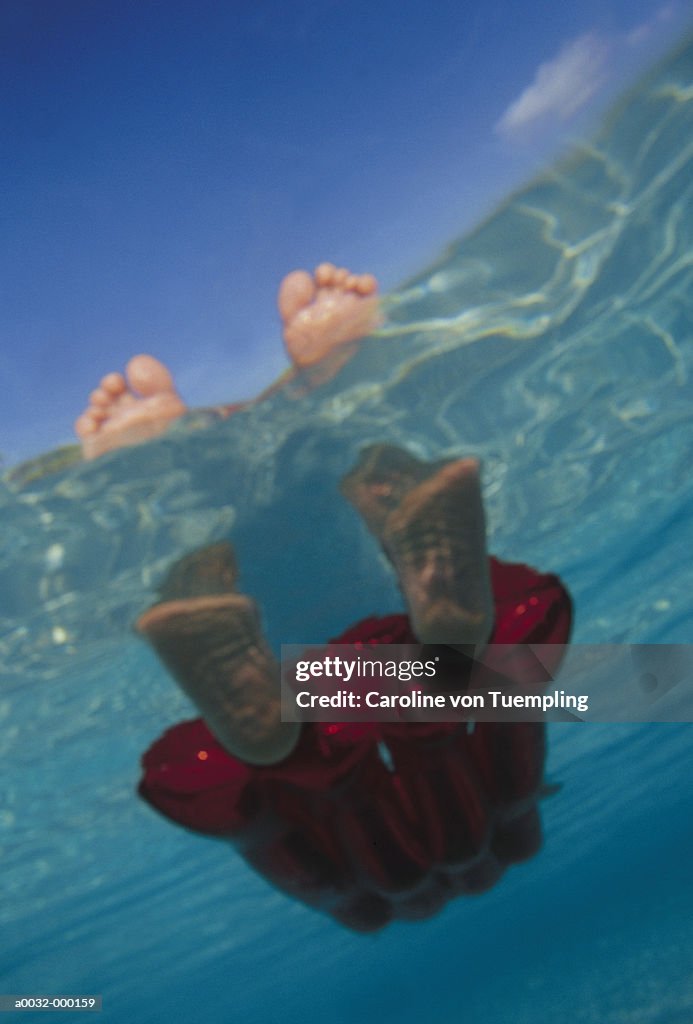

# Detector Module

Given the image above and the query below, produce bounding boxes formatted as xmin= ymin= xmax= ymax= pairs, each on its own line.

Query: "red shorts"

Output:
xmin=138 ymin=558 xmax=572 ymax=931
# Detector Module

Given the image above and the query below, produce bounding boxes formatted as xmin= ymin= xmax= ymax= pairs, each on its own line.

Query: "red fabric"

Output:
xmin=138 ymin=557 xmax=572 ymax=930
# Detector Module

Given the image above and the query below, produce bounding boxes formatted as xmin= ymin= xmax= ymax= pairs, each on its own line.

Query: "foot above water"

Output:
xmin=75 ymin=263 xmax=381 ymax=460
xmin=75 ymin=354 xmax=187 ymax=460
xmin=278 ymin=262 xmax=380 ymax=371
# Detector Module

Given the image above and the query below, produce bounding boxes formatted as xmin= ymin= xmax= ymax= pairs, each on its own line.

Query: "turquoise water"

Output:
xmin=2 ymin=36 xmax=693 ymax=1024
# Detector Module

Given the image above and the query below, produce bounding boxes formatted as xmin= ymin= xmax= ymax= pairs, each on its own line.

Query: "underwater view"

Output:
xmin=2 ymin=12 xmax=693 ymax=1024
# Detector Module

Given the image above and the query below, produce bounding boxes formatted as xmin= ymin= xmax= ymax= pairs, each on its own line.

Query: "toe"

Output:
xmin=316 ymin=264 xmax=378 ymax=295
xmin=101 ymin=372 xmax=127 ymax=397
xmin=278 ymin=270 xmax=316 ymax=322
xmin=315 ymin=262 xmax=338 ymax=286
xmin=127 ymin=354 xmax=177 ymax=398
xmin=89 ymin=387 xmax=111 ymax=408
xmin=356 ymin=273 xmax=378 ymax=295
xmin=75 ymin=412 xmax=99 ymax=437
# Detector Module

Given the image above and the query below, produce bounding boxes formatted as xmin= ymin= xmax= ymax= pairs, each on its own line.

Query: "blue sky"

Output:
xmin=2 ymin=0 xmax=689 ymax=465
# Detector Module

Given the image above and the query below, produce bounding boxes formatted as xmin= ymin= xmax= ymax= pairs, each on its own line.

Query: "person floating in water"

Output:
xmin=74 ymin=263 xmax=380 ymax=460
xmin=136 ymin=444 xmax=572 ymax=931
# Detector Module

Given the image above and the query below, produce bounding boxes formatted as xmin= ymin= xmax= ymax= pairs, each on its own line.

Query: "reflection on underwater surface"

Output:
xmin=2 ymin=34 xmax=693 ymax=1024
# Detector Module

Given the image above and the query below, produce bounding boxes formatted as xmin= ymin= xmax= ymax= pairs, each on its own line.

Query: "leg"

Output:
xmin=135 ymin=542 xmax=300 ymax=766
xmin=278 ymin=263 xmax=381 ymax=385
xmin=341 ymin=444 xmax=494 ymax=652
xmin=75 ymin=354 xmax=187 ymax=460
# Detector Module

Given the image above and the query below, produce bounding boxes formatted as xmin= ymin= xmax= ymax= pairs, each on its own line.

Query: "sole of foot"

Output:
xmin=75 ymin=354 xmax=187 ymax=460
xmin=342 ymin=446 xmax=494 ymax=650
xmin=278 ymin=263 xmax=381 ymax=384
xmin=137 ymin=544 xmax=300 ymax=765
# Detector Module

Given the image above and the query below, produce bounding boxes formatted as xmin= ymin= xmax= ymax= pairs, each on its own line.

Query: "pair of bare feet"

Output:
xmin=137 ymin=446 xmax=493 ymax=766
xmin=75 ymin=263 xmax=380 ymax=461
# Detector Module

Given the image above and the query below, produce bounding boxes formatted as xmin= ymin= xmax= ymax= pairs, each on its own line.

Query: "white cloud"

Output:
xmin=627 ymin=3 xmax=676 ymax=47
xmin=626 ymin=22 xmax=653 ymax=46
xmin=495 ymin=33 xmax=609 ymax=138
